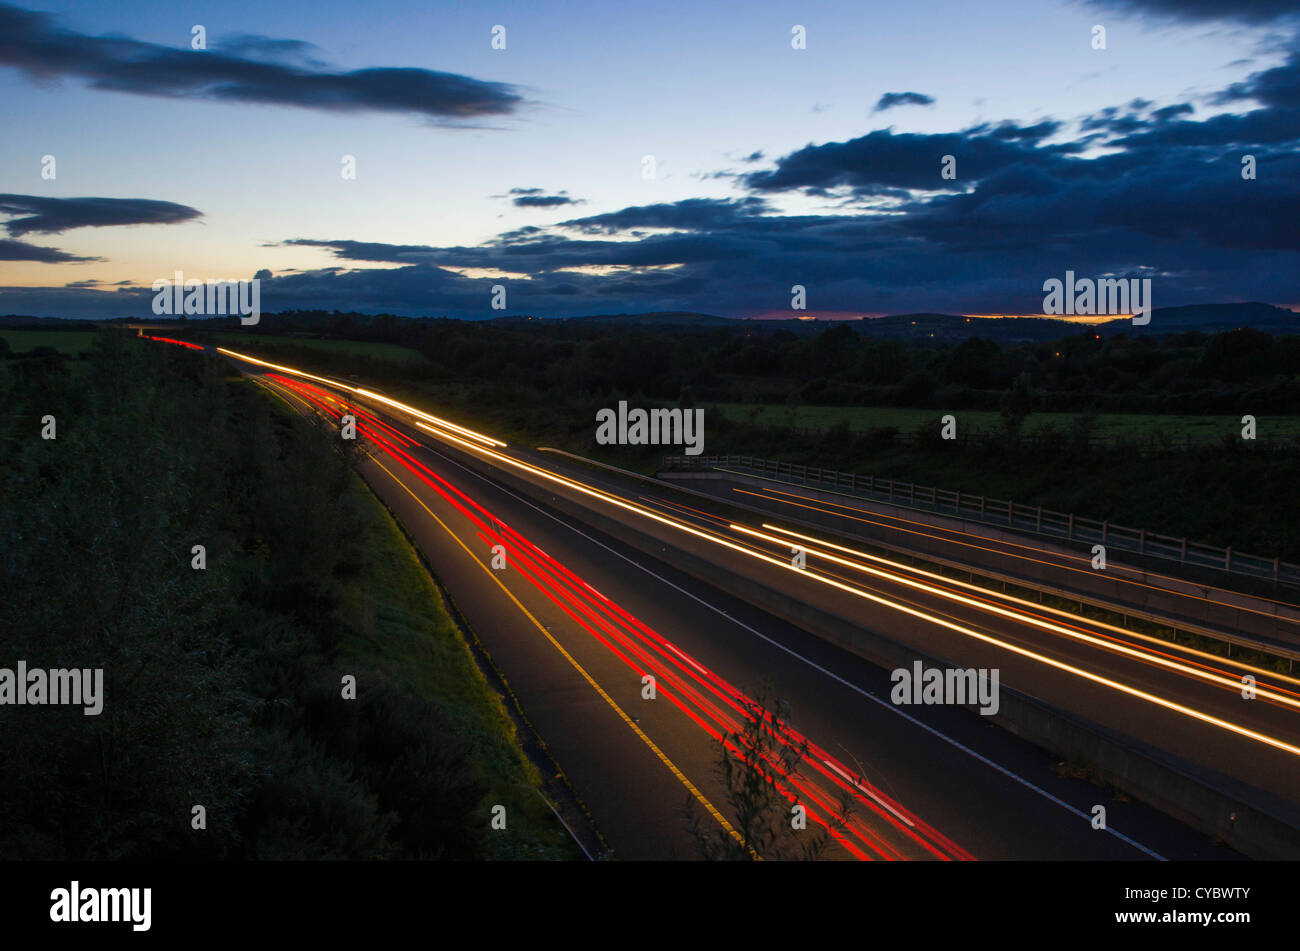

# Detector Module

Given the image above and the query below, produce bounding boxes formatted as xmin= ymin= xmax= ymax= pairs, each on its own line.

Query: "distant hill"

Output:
xmin=857 ymin=313 xmax=1075 ymax=342
xmin=555 ymin=311 xmax=738 ymax=327
xmin=0 ymin=315 xmax=107 ymax=329
xmin=6 ymin=301 xmax=1298 ymax=341
xmin=1096 ymin=302 xmax=1300 ymax=335
xmin=854 ymin=303 xmax=1300 ymax=342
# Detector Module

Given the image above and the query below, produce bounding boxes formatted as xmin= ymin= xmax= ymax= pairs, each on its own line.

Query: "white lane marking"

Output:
xmin=340 ymin=391 xmax=1169 ymax=861
xmin=822 ymin=759 xmax=915 ymax=828
xmin=664 ymin=641 xmax=709 ymax=676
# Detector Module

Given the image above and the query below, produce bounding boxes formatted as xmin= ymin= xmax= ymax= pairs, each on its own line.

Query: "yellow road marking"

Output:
xmin=368 ymin=454 xmax=749 ymax=852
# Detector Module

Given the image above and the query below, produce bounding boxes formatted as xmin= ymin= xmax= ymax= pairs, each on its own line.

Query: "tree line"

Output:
xmin=179 ymin=312 xmax=1300 ymax=416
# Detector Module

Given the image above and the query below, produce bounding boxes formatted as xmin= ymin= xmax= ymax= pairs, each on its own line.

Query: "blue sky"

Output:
xmin=1 ymin=0 xmax=1297 ymax=318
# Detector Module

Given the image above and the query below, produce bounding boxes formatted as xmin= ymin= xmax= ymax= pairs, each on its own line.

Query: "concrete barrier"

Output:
xmin=481 ymin=456 xmax=1300 ymax=859
xmin=662 ymin=470 xmax=1300 ymax=658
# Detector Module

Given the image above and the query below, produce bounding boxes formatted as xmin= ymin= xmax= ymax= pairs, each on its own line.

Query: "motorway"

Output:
xmin=159 ymin=338 xmax=1300 ymax=859
xmin=180 ymin=342 xmax=1279 ymax=862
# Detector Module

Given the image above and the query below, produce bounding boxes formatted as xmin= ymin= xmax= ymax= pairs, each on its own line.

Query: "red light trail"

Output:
xmin=264 ymin=371 xmax=974 ymax=861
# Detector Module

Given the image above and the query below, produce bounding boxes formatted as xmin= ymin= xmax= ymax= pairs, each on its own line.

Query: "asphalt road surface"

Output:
xmin=215 ymin=351 xmax=1252 ymax=861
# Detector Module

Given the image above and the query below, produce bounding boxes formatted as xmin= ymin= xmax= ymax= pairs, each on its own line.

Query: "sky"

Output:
xmin=0 ymin=0 xmax=1297 ymax=320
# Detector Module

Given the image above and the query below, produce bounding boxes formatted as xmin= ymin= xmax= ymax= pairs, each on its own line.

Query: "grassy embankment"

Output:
xmin=0 ymin=331 xmax=578 ymax=859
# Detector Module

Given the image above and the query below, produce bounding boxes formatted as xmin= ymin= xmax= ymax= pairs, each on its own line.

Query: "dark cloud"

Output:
xmin=1151 ymin=103 xmax=1195 ymax=121
xmin=8 ymin=42 xmax=1300 ymax=319
xmin=0 ymin=3 xmax=522 ymax=122
xmin=1213 ymin=52 xmax=1300 ymax=109
xmin=495 ymin=187 xmax=584 ymax=208
xmin=211 ymin=34 xmax=325 ymax=67
xmin=1083 ymin=0 xmax=1300 ymax=24
xmin=0 ymin=238 xmax=99 ymax=263
xmin=743 ymin=126 xmax=1077 ymax=195
xmin=873 ymin=91 xmax=935 ymax=112
xmin=239 ymin=48 xmax=1300 ymax=321
xmin=1111 ymin=107 xmax=1300 ymax=150
xmin=514 ymin=193 xmax=582 ymax=208
xmin=968 ymin=119 xmax=1065 ymax=142
xmin=559 ymin=198 xmax=769 ymax=234
xmin=0 ymin=194 xmax=202 ymax=236
xmin=281 ymin=239 xmax=439 ymax=263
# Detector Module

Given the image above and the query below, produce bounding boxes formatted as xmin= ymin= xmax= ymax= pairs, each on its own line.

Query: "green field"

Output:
xmin=211 ymin=332 xmax=429 ymax=366
xmin=708 ymin=402 xmax=1300 ymax=441
xmin=0 ymin=329 xmax=99 ymax=355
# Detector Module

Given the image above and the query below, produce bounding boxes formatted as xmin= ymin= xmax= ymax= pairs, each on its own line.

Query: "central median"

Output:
xmin=439 ymin=441 xmax=1300 ymax=860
